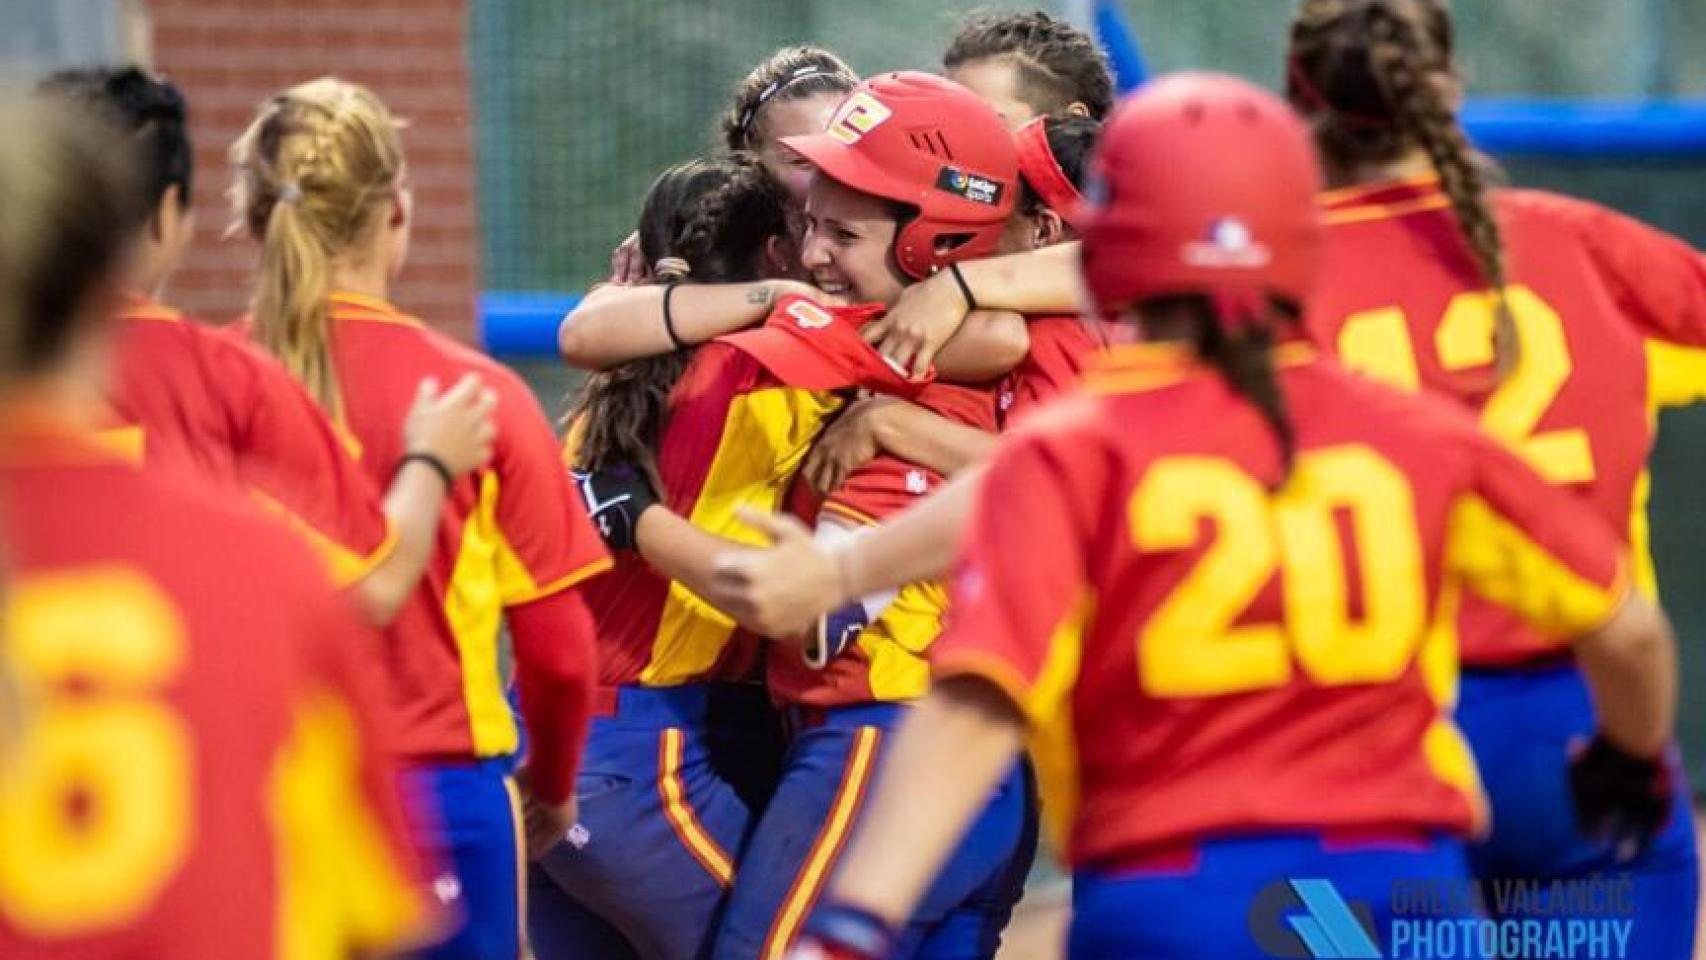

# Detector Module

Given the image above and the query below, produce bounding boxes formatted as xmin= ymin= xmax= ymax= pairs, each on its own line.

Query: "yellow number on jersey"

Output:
xmin=1337 ymin=285 xmax=1594 ymax=484
xmin=0 ymin=568 xmax=192 ymax=937
xmin=1131 ymin=446 xmax=1425 ymax=697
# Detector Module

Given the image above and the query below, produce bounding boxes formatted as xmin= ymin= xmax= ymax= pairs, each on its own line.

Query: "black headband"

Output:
xmin=738 ymin=64 xmax=830 ymax=142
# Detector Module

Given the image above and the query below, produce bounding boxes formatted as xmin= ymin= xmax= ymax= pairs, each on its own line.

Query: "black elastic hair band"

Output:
xmin=397 ymin=451 xmax=454 ymax=493
xmin=947 ymin=261 xmax=979 ymax=312
xmin=662 ymin=282 xmax=688 ymax=350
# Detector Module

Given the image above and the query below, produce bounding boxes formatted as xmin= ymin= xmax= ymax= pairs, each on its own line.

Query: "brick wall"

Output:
xmin=147 ymin=0 xmax=479 ymax=341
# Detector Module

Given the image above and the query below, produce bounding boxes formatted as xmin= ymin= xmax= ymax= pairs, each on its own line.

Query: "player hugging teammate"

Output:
xmin=2 ymin=4 xmax=1703 ymax=960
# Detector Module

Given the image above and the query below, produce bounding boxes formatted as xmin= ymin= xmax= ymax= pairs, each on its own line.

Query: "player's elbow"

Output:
xmin=350 ymin=566 xmax=408 ymax=628
xmin=557 ymin=309 xmax=610 ymax=370
xmin=936 ymin=310 xmax=1031 ymax=381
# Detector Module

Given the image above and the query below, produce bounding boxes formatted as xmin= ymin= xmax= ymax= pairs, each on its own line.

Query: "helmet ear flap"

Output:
xmin=893 ymin=217 xmax=934 ymax=280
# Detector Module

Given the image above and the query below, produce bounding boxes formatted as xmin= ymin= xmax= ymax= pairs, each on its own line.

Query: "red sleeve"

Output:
xmin=1545 ymin=193 xmax=1706 ymax=349
xmin=507 ymin=589 xmax=598 ymax=805
xmin=1446 ymin=421 xmax=1629 ymax=645
xmin=931 ymin=430 xmax=1095 ymax=724
xmin=491 ymin=366 xmax=613 ymax=604
xmin=220 ymin=337 xmax=396 ymax=585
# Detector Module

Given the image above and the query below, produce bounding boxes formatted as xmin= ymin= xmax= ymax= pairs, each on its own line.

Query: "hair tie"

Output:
xmin=1014 ymin=119 xmax=1087 ymax=231
xmin=654 ymin=257 xmax=691 ymax=282
xmin=738 ymin=64 xmax=830 ymax=140
xmin=276 ymin=181 xmax=303 ymax=205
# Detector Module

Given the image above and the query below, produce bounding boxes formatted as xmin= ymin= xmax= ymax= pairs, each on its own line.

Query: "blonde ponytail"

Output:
xmin=231 ymin=79 xmax=404 ymax=413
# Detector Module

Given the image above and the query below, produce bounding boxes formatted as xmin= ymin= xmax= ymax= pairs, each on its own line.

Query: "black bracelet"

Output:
xmin=396 ymin=452 xmax=455 ymax=493
xmin=947 ymin=261 xmax=979 ymax=312
xmin=662 ymin=283 xmax=688 ymax=351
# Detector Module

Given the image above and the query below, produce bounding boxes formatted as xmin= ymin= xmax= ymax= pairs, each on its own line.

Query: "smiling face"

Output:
xmin=799 ymin=173 xmax=909 ymax=306
xmin=753 ymin=90 xmax=847 ymax=206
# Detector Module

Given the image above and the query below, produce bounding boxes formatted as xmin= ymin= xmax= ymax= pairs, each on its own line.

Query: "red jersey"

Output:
xmin=579 ymin=296 xmax=914 ymax=687
xmin=998 ymin=314 xmax=1107 ymax=428
xmin=1307 ymin=176 xmax=1706 ymax=665
xmin=934 ymin=344 xmax=1628 ymax=867
xmin=324 ymin=292 xmax=610 ymax=761
xmin=0 ymin=416 xmax=428 ymax=959
xmin=819 ymin=381 xmax=999 ymax=526
xmin=107 ymin=297 xmax=394 ymax=586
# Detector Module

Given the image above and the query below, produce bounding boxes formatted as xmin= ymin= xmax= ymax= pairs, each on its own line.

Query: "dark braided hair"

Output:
xmin=37 ymin=67 xmax=192 ymax=212
xmin=720 ymin=46 xmax=858 ymax=153
xmin=1289 ymin=0 xmax=1518 ymax=377
xmin=943 ymin=9 xmax=1116 ymax=120
xmin=569 ymin=155 xmax=792 ymax=493
xmin=1016 ymin=114 xmax=1099 ymax=218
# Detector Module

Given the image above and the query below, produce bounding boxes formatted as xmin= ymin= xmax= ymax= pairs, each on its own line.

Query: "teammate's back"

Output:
xmin=0 ymin=427 xmax=428 ymax=960
xmin=959 ymin=343 xmax=1630 ymax=865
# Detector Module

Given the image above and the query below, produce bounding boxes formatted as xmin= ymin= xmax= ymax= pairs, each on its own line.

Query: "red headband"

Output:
xmin=1015 ymin=118 xmax=1087 ymax=232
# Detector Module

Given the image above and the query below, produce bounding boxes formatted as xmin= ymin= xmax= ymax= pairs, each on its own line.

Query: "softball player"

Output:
xmin=609 ymin=46 xmax=857 ymax=284
xmin=1289 ymin=0 xmax=1705 ymax=953
xmin=38 ymin=67 xmax=494 ymax=629
xmin=700 ymin=73 xmax=1041 ymax=960
xmin=790 ymin=72 xmax=1679 ymax=960
xmin=942 ymin=8 xmax=1115 ymax=126
xmin=0 ymin=95 xmax=430 ymax=960
xmin=229 ymin=79 xmax=608 ymax=960
xmin=536 ymin=155 xmax=923 ymax=960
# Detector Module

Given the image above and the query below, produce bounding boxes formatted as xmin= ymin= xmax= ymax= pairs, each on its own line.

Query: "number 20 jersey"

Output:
xmin=932 ymin=344 xmax=1628 ymax=868
xmin=1307 ymin=177 xmax=1706 ymax=665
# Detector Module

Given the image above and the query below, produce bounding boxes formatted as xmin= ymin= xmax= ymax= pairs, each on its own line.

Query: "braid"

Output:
xmin=720 ymin=46 xmax=857 ymax=153
xmin=1294 ymin=0 xmax=1518 ymax=379
xmin=944 ymin=10 xmax=1115 ymax=119
xmin=569 ymin=155 xmax=791 ymax=494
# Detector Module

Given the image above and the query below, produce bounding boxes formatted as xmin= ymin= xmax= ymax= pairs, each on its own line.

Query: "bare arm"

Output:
xmin=707 ymin=469 xmax=982 ymax=636
xmin=931 ymin=309 xmax=1030 ymax=382
xmin=1573 ymin=595 xmax=1677 ymax=757
xmin=824 ymin=677 xmax=1026 ymax=925
xmin=802 ymin=398 xmax=995 ymax=496
xmin=874 ymin=245 xmax=1084 ymax=377
xmin=558 ymin=279 xmax=814 ymax=370
xmin=633 ymin=505 xmax=754 ymax=605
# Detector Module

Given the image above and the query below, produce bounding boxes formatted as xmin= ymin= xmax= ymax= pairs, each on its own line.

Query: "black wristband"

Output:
xmin=662 ymin=282 xmax=688 ymax=351
xmin=947 ymin=261 xmax=979 ymax=312
xmin=397 ymin=452 xmax=455 ymax=493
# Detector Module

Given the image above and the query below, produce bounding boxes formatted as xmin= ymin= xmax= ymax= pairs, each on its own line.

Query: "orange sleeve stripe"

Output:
xmin=657 ymin=728 xmax=736 ymax=886
xmin=248 ymin=488 xmax=397 ymax=588
xmin=818 ymin=500 xmax=882 ymax=528
xmin=506 ymin=556 xmax=614 ymax=607
xmin=760 ymin=725 xmax=882 ymax=960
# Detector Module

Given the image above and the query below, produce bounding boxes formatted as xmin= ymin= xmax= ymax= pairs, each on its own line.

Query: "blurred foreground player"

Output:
xmin=0 ymin=96 xmax=430 ymax=959
xmin=790 ymin=74 xmax=1678 ymax=960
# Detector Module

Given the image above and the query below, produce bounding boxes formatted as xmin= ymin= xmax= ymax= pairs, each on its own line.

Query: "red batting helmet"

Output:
xmin=1079 ymin=72 xmax=1323 ymax=322
xmin=782 ymin=71 xmax=1018 ymax=280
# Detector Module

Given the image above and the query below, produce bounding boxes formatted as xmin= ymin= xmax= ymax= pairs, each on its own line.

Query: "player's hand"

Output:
xmin=710 ymin=507 xmax=842 ymax=637
xmin=868 ymin=270 xmax=969 ymax=380
xmin=571 ymin=462 xmax=659 ymax=551
xmin=804 ymin=397 xmax=891 ymax=496
xmin=1569 ymin=733 xmax=1674 ymax=862
xmin=520 ymin=787 xmax=578 ymax=861
xmin=404 ymin=374 xmax=498 ymax=477
xmin=608 ymin=231 xmax=648 ymax=285
xmin=782 ymin=903 xmax=897 ymax=960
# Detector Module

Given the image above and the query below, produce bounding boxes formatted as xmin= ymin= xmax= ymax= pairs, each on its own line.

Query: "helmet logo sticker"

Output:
xmin=828 ymin=92 xmax=893 ymax=145
xmin=1182 ymin=216 xmax=1272 ymax=269
xmin=787 ymin=300 xmax=835 ymax=329
xmin=934 ymin=166 xmax=1004 ymax=206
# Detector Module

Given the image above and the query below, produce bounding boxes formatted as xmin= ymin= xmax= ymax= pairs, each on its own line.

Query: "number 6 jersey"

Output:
xmin=931 ymin=343 xmax=1629 ymax=869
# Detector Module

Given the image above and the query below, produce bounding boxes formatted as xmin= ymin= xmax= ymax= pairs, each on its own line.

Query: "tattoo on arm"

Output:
xmin=746 ymin=285 xmax=776 ymax=306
